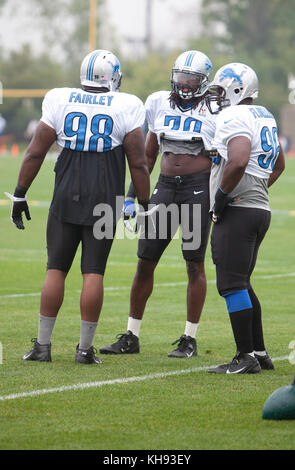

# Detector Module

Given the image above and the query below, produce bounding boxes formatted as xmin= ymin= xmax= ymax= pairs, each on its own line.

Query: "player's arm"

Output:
xmin=268 ymin=146 xmax=285 ymax=188
xmin=125 ymin=130 xmax=157 ymax=200
xmin=123 ymin=127 xmax=150 ymax=204
xmin=145 ymin=130 xmax=159 ymax=174
xmin=212 ymin=136 xmax=251 ymax=222
xmin=6 ymin=121 xmax=56 ymax=229
xmin=17 ymin=121 xmax=57 ymax=189
xmin=220 ymin=136 xmax=251 ymax=193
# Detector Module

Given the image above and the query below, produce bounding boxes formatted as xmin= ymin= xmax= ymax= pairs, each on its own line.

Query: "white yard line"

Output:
xmin=0 ymin=356 xmax=289 ymax=402
xmin=1 ymin=272 xmax=295 ymax=299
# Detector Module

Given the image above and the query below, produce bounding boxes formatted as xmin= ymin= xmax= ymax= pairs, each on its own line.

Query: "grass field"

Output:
xmin=0 ymin=149 xmax=295 ymax=452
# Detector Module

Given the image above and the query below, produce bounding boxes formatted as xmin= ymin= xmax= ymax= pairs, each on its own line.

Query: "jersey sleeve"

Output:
xmin=145 ymin=93 xmax=157 ymax=133
xmin=215 ymin=107 xmax=253 ymax=147
xmin=124 ymin=96 xmax=145 ymax=134
xmin=40 ymin=88 xmax=59 ymax=130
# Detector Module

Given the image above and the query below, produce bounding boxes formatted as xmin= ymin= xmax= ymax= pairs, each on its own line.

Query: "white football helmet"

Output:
xmin=209 ymin=62 xmax=259 ymax=109
xmin=171 ymin=50 xmax=213 ymax=99
xmin=80 ymin=49 xmax=122 ymax=91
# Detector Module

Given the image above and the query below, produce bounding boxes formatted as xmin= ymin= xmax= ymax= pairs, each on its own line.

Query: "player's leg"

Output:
xmin=168 ymin=260 xmax=206 ymax=358
xmin=76 ymin=227 xmax=114 ymax=364
xmin=208 ymin=207 xmax=261 ymax=374
xmin=247 ymin=209 xmax=273 ymax=369
xmin=129 ymin=257 xmax=158 ymax=324
xmin=186 ymin=261 xmax=207 ymax=324
xmin=100 ymin=178 xmax=176 ymax=355
xmin=99 ymin=258 xmax=159 ymax=355
xmin=23 ymin=213 xmax=81 ymax=362
xmin=168 ymin=173 xmax=210 ymax=358
xmin=99 ymin=255 xmax=164 ymax=355
xmin=248 ymin=285 xmax=273 ymax=370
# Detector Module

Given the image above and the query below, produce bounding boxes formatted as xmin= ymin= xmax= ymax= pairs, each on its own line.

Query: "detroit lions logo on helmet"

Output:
xmin=107 ymin=60 xmax=120 ymax=77
xmin=205 ymin=61 xmax=212 ymax=72
xmin=219 ymin=67 xmax=243 ymax=85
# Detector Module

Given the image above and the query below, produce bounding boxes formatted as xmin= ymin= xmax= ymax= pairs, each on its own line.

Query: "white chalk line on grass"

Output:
xmin=0 ymin=282 xmax=188 ymax=299
xmin=1 ymin=271 xmax=295 ymax=300
xmin=0 ymin=356 xmax=289 ymax=402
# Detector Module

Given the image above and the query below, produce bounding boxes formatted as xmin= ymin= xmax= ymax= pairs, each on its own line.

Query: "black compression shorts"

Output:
xmin=46 ymin=211 xmax=115 ymax=275
xmin=211 ymin=206 xmax=271 ymax=295
xmin=137 ymin=172 xmax=211 ymax=263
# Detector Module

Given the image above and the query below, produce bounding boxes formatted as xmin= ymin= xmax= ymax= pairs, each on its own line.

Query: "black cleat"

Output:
xmin=168 ymin=335 xmax=197 ymax=358
xmin=99 ymin=330 xmax=139 ymax=354
xmin=208 ymin=352 xmax=261 ymax=374
xmin=75 ymin=345 xmax=102 ymax=364
xmin=22 ymin=338 xmax=51 ymax=362
xmin=254 ymin=352 xmax=274 ymax=370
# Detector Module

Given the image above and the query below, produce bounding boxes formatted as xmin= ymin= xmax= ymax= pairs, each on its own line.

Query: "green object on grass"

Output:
xmin=262 ymin=375 xmax=295 ymax=420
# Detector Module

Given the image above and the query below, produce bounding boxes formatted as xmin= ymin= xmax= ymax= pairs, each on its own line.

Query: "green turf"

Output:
xmin=0 ymin=151 xmax=295 ymax=450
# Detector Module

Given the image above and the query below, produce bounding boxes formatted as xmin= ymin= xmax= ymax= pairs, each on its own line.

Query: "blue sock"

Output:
xmin=223 ymin=290 xmax=254 ymax=353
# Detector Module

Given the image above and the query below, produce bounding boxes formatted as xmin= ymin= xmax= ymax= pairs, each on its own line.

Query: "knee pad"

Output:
xmin=222 ymin=289 xmax=252 ymax=314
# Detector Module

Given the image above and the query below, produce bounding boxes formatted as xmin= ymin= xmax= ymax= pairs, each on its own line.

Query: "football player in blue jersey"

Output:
xmin=6 ymin=50 xmax=150 ymax=364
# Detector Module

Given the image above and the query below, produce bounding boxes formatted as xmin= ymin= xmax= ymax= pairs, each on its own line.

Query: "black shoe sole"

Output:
xmin=75 ymin=359 xmax=102 ymax=364
xmin=22 ymin=356 xmax=52 ymax=362
xmin=99 ymin=348 xmax=140 ymax=355
xmin=168 ymin=352 xmax=197 ymax=358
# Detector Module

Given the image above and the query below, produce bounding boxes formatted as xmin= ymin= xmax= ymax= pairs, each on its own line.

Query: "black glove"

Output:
xmin=5 ymin=185 xmax=31 ymax=230
xmin=211 ymin=186 xmax=233 ymax=223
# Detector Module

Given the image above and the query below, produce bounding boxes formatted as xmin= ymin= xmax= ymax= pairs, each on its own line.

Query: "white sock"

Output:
xmin=127 ymin=317 xmax=141 ymax=337
xmin=37 ymin=314 xmax=56 ymax=345
xmin=254 ymin=350 xmax=267 ymax=356
xmin=247 ymin=351 xmax=255 ymax=357
xmin=184 ymin=321 xmax=198 ymax=339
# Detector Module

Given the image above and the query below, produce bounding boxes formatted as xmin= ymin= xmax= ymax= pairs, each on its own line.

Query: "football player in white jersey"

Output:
xmin=206 ymin=63 xmax=285 ymax=374
xmin=6 ymin=50 xmax=150 ymax=364
xmin=100 ymin=50 xmax=217 ymax=358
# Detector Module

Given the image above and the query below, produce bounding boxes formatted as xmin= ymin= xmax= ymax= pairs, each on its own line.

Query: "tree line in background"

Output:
xmin=0 ymin=0 xmax=294 ymax=139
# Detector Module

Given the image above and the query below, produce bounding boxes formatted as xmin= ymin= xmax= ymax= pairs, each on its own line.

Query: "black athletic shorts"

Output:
xmin=138 ymin=171 xmax=211 ymax=263
xmin=46 ymin=211 xmax=115 ymax=275
xmin=211 ymin=206 xmax=271 ymax=295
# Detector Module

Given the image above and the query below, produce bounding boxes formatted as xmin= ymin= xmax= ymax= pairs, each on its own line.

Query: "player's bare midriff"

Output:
xmin=160 ymin=152 xmax=211 ymax=176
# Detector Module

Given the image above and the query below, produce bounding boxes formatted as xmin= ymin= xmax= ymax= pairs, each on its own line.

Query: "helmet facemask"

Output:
xmin=171 ymin=70 xmax=209 ymax=100
xmin=206 ymin=85 xmax=230 ymax=114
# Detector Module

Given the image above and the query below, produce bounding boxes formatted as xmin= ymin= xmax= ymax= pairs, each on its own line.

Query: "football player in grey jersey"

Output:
xmin=206 ymin=63 xmax=285 ymax=374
